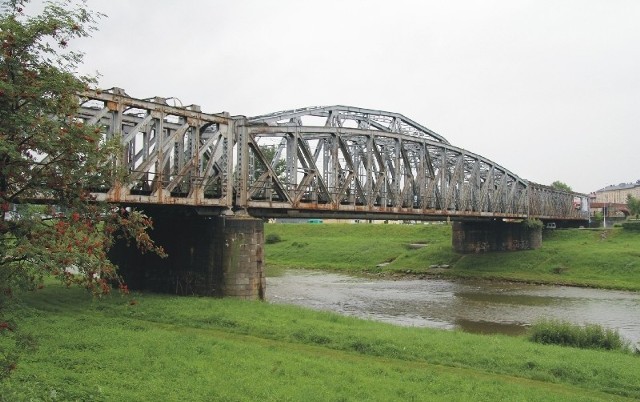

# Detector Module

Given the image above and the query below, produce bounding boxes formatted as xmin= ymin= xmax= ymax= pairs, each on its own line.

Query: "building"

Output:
xmin=591 ymin=181 xmax=640 ymax=204
xmin=588 ymin=181 xmax=640 ymax=221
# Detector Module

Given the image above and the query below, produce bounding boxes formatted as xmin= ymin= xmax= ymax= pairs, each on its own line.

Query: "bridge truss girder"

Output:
xmin=78 ymin=88 xmax=234 ymax=209
xmin=77 ymin=90 xmax=587 ymax=221
xmin=241 ymin=124 xmax=532 ymax=220
xmin=528 ymin=182 xmax=585 ymax=220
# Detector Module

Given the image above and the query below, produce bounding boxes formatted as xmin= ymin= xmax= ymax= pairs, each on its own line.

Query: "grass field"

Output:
xmin=3 ymin=223 xmax=640 ymax=400
xmin=2 ymin=284 xmax=640 ymax=401
xmin=265 ymin=223 xmax=640 ymax=290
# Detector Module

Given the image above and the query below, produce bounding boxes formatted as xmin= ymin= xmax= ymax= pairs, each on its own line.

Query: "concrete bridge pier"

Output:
xmin=452 ymin=220 xmax=542 ymax=253
xmin=109 ymin=210 xmax=265 ymax=300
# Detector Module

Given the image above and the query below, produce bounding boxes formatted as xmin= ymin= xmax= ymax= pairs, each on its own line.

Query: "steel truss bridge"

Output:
xmin=78 ymin=88 xmax=588 ymax=223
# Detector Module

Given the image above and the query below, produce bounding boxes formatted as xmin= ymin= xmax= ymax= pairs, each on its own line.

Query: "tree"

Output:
xmin=254 ymin=144 xmax=287 ymax=182
xmin=0 ymin=0 xmax=163 ymax=379
xmin=627 ymin=194 xmax=640 ymax=219
xmin=550 ymin=180 xmax=572 ymax=192
xmin=262 ymin=145 xmax=286 ymax=179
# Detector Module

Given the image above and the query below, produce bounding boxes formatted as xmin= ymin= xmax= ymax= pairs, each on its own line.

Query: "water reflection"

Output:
xmin=266 ymin=270 xmax=640 ymax=345
xmin=455 ymin=292 xmax=560 ymax=306
xmin=455 ymin=319 xmax=527 ymax=336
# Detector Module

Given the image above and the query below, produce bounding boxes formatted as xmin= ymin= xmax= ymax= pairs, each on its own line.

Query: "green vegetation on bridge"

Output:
xmin=265 ymin=223 xmax=640 ymax=291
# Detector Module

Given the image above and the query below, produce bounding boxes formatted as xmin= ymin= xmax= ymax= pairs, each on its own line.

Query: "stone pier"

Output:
xmin=452 ymin=220 xmax=542 ymax=253
xmin=109 ymin=210 xmax=265 ymax=299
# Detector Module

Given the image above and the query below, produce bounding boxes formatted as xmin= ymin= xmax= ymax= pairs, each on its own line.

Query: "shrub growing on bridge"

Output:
xmin=522 ymin=218 xmax=543 ymax=230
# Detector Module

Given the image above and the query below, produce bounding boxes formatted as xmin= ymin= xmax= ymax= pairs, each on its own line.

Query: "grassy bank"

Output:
xmin=3 ymin=284 xmax=640 ymax=401
xmin=265 ymin=223 xmax=640 ymax=290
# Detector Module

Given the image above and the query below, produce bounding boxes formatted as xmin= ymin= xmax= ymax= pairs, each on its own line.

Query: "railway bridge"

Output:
xmin=78 ymin=88 xmax=589 ymax=299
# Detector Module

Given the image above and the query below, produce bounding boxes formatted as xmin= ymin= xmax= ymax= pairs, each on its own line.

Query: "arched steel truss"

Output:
xmin=77 ymin=89 xmax=587 ymax=221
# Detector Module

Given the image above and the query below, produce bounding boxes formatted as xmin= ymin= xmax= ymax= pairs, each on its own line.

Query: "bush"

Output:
xmin=265 ymin=233 xmax=282 ymax=244
xmin=622 ymin=221 xmax=640 ymax=231
xmin=528 ymin=319 xmax=629 ymax=352
xmin=522 ymin=218 xmax=543 ymax=230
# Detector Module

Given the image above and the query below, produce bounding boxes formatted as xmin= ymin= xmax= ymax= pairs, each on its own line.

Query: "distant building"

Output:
xmin=591 ymin=181 xmax=640 ymax=204
xmin=588 ymin=181 xmax=640 ymax=221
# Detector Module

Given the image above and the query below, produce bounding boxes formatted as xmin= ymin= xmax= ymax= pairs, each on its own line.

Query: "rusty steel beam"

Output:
xmin=78 ymin=89 xmax=589 ymax=222
xmin=78 ymin=88 xmax=234 ymax=208
xmin=241 ymin=122 xmax=531 ymax=218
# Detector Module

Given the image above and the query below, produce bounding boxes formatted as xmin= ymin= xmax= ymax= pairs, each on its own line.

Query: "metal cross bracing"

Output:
xmin=77 ymin=89 xmax=588 ymax=222
xmin=77 ymin=88 xmax=234 ymax=209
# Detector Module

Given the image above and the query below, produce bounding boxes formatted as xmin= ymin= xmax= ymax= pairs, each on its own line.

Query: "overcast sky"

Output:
xmin=69 ymin=0 xmax=640 ymax=194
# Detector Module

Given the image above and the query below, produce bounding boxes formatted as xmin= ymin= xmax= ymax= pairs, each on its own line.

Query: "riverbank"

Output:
xmin=265 ymin=223 xmax=640 ymax=291
xmin=267 ymin=270 xmax=640 ymax=344
xmin=3 ymin=284 xmax=640 ymax=400
xmin=4 ymin=224 xmax=639 ymax=400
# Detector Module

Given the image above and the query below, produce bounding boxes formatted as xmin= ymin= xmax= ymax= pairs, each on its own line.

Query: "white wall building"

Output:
xmin=592 ymin=181 xmax=640 ymax=204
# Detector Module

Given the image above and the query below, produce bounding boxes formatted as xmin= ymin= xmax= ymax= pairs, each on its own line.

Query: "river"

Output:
xmin=267 ymin=270 xmax=640 ymax=346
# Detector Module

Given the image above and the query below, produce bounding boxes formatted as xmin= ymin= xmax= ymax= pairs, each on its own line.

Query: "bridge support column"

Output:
xmin=452 ymin=220 xmax=542 ymax=253
xmin=110 ymin=212 xmax=265 ymax=300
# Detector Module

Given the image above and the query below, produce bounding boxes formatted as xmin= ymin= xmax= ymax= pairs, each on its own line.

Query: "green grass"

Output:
xmin=265 ymin=223 xmax=640 ymax=290
xmin=3 ymin=284 xmax=640 ymax=401
xmin=528 ymin=319 xmax=631 ymax=351
xmin=4 ymin=224 xmax=640 ymax=400
xmin=265 ymin=223 xmax=457 ymax=272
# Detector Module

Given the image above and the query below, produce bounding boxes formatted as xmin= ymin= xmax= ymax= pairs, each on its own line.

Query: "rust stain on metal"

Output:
xmin=81 ymin=88 xmax=588 ymax=225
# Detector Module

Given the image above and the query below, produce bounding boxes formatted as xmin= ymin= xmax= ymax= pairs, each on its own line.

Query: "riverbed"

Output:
xmin=267 ymin=270 xmax=640 ymax=345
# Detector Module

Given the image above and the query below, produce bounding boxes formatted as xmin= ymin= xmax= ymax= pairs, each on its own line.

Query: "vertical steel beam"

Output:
xmin=235 ymin=118 xmax=249 ymax=209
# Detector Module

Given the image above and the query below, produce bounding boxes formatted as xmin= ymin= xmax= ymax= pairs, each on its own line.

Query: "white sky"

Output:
xmin=70 ymin=0 xmax=640 ymax=194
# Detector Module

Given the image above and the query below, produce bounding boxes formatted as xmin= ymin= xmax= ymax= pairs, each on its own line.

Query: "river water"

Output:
xmin=267 ymin=270 xmax=640 ymax=345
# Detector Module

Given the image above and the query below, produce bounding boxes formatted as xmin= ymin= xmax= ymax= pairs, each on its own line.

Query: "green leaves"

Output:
xmin=550 ymin=180 xmax=572 ymax=192
xmin=627 ymin=194 xmax=640 ymax=219
xmin=0 ymin=1 xmax=160 ymax=302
